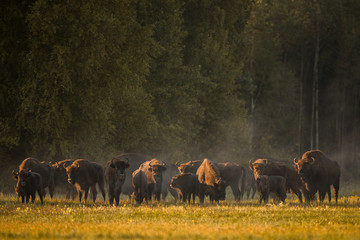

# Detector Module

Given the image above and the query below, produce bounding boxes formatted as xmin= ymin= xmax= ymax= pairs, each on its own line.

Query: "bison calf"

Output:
xmin=170 ymin=173 xmax=199 ymax=204
xmin=256 ymin=175 xmax=286 ymax=204
xmin=131 ymin=169 xmax=148 ymax=204
xmin=15 ymin=169 xmax=43 ymax=204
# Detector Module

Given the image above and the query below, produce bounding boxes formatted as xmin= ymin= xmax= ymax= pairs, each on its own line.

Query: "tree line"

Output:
xmin=1 ymin=0 xmax=359 ymax=180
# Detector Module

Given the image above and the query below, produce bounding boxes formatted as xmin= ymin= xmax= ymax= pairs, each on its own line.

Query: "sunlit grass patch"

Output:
xmin=0 ymin=194 xmax=359 ymax=239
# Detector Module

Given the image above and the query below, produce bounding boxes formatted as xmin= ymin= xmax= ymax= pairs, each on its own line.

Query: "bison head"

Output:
xmin=12 ymin=170 xmax=18 ymax=180
xmin=215 ymin=178 xmax=226 ymax=201
xmin=170 ymin=176 xmax=180 ymax=189
xmin=149 ymin=160 xmax=166 ymax=180
xmin=255 ymin=175 xmax=269 ymax=192
xmin=293 ymin=157 xmax=315 ymax=182
xmin=66 ymin=164 xmax=78 ymax=185
xmin=18 ymin=169 xmax=32 ymax=187
xmin=249 ymin=159 xmax=268 ymax=179
xmin=110 ymin=158 xmax=130 ymax=181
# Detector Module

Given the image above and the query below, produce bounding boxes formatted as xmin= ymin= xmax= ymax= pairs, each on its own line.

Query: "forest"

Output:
xmin=1 ymin=0 xmax=359 ymax=187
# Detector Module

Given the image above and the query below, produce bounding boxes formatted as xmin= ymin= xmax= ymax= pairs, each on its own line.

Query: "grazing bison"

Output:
xmin=196 ymin=158 xmax=226 ymax=203
xmin=178 ymin=160 xmax=203 ymax=174
xmin=241 ymin=167 xmax=257 ymax=199
xmin=131 ymin=169 xmax=148 ymax=204
xmin=139 ymin=159 xmax=167 ymax=201
xmin=215 ymin=162 xmax=245 ymax=201
xmin=170 ymin=173 xmax=199 ymax=204
xmin=15 ymin=169 xmax=43 ymax=204
xmin=256 ymin=175 xmax=287 ymax=204
xmin=104 ymin=157 xmax=130 ymax=206
xmin=249 ymin=158 xmax=305 ymax=202
xmin=13 ymin=157 xmax=54 ymax=199
xmin=161 ymin=162 xmax=180 ymax=201
xmin=115 ymin=153 xmax=148 ymax=197
xmin=66 ymin=159 xmax=106 ymax=203
xmin=52 ymin=159 xmax=77 ymax=199
xmin=294 ymin=150 xmax=340 ymax=203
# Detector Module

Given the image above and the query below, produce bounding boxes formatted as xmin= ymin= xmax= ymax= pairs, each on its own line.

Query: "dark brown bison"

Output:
xmin=52 ymin=159 xmax=77 ymax=199
xmin=215 ymin=162 xmax=245 ymax=201
xmin=196 ymin=158 xmax=226 ymax=203
xmin=249 ymin=158 xmax=305 ymax=202
xmin=104 ymin=157 xmax=130 ymax=206
xmin=256 ymin=175 xmax=287 ymax=204
xmin=161 ymin=162 xmax=180 ymax=201
xmin=66 ymin=159 xmax=106 ymax=203
xmin=241 ymin=167 xmax=257 ymax=199
xmin=131 ymin=169 xmax=148 ymax=204
xmin=114 ymin=153 xmax=148 ymax=197
xmin=139 ymin=159 xmax=167 ymax=201
xmin=15 ymin=169 xmax=43 ymax=204
xmin=170 ymin=173 xmax=199 ymax=204
xmin=178 ymin=160 xmax=203 ymax=174
xmin=13 ymin=157 xmax=55 ymax=199
xmin=293 ymin=150 xmax=340 ymax=203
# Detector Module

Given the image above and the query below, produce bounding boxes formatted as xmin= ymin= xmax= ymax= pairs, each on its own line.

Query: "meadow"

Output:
xmin=1 ymin=193 xmax=360 ymax=240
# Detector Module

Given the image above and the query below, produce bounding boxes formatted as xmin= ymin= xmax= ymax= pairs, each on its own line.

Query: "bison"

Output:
xmin=170 ymin=173 xmax=199 ymax=204
xmin=52 ymin=159 xmax=77 ymax=199
xmin=66 ymin=159 xmax=106 ymax=203
xmin=293 ymin=150 xmax=340 ymax=203
xmin=131 ymin=169 xmax=148 ymax=204
xmin=241 ymin=167 xmax=257 ymax=199
xmin=161 ymin=162 xmax=180 ymax=201
xmin=196 ymin=158 xmax=226 ymax=203
xmin=178 ymin=160 xmax=203 ymax=174
xmin=139 ymin=159 xmax=167 ymax=201
xmin=15 ymin=169 xmax=43 ymax=204
xmin=215 ymin=162 xmax=245 ymax=201
xmin=256 ymin=175 xmax=287 ymax=204
xmin=115 ymin=153 xmax=148 ymax=198
xmin=13 ymin=157 xmax=54 ymax=199
xmin=249 ymin=158 xmax=305 ymax=202
xmin=104 ymin=157 xmax=130 ymax=206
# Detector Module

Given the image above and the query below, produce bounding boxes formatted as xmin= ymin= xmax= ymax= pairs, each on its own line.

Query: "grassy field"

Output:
xmin=1 ymin=193 xmax=360 ymax=240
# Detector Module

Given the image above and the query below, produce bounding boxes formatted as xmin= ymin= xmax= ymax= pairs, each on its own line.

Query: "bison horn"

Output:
xmin=162 ymin=161 xmax=166 ymax=166
xmin=264 ymin=159 xmax=268 ymax=165
xmin=175 ymin=161 xmax=181 ymax=166
xmin=293 ymin=158 xmax=298 ymax=164
xmin=149 ymin=161 xmax=152 ymax=167
xmin=309 ymin=157 xmax=315 ymax=165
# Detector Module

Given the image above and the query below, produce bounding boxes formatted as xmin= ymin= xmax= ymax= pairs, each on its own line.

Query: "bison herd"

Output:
xmin=12 ymin=150 xmax=341 ymax=205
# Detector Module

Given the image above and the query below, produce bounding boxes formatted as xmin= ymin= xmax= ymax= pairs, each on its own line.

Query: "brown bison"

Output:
xmin=131 ymin=169 xmax=148 ymax=204
xmin=293 ymin=150 xmax=340 ymax=203
xmin=139 ymin=159 xmax=167 ymax=201
xmin=115 ymin=153 xmax=148 ymax=197
xmin=178 ymin=160 xmax=203 ymax=174
xmin=104 ymin=157 xmax=130 ymax=206
xmin=256 ymin=175 xmax=287 ymax=204
xmin=13 ymin=157 xmax=55 ymax=199
xmin=215 ymin=162 xmax=246 ymax=201
xmin=15 ymin=169 xmax=44 ymax=204
xmin=196 ymin=158 xmax=226 ymax=203
xmin=52 ymin=159 xmax=77 ymax=199
xmin=161 ymin=162 xmax=180 ymax=201
xmin=170 ymin=173 xmax=199 ymax=204
xmin=241 ymin=167 xmax=257 ymax=199
xmin=66 ymin=159 xmax=106 ymax=203
xmin=249 ymin=158 xmax=305 ymax=202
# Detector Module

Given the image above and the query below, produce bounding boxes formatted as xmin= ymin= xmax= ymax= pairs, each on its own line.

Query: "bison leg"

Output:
xmin=78 ymin=191 xmax=83 ymax=203
xmin=90 ymin=186 xmax=97 ymax=202
xmin=37 ymin=188 xmax=43 ymax=204
xmin=31 ymin=192 xmax=36 ymax=203
xmin=26 ymin=193 xmax=30 ymax=203
xmin=230 ymin=183 xmax=241 ymax=201
xmin=326 ymin=185 xmax=332 ymax=203
xmin=21 ymin=195 xmax=25 ymax=203
xmin=333 ymin=179 xmax=340 ymax=204
xmin=108 ymin=186 xmax=114 ymax=206
xmin=97 ymin=178 xmax=106 ymax=201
